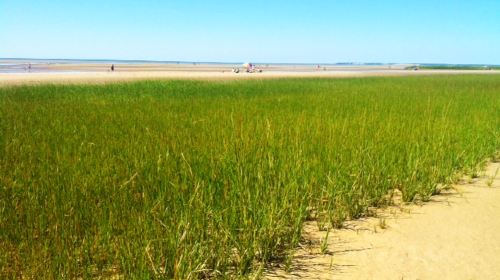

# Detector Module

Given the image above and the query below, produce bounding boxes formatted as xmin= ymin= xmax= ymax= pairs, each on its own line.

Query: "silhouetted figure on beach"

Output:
xmin=28 ymin=63 xmax=32 ymax=72
xmin=111 ymin=64 xmax=115 ymax=72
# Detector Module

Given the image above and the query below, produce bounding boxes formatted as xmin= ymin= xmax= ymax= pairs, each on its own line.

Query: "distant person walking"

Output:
xmin=28 ymin=63 xmax=32 ymax=72
xmin=111 ymin=64 xmax=115 ymax=72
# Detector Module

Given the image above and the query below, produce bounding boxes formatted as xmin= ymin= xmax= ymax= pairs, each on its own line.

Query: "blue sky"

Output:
xmin=1 ymin=0 xmax=499 ymax=64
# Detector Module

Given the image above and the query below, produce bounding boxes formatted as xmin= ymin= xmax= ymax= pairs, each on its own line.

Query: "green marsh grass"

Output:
xmin=0 ymin=76 xmax=499 ymax=278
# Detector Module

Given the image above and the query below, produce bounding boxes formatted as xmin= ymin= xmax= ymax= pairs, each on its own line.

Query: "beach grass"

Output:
xmin=1 ymin=76 xmax=499 ymax=279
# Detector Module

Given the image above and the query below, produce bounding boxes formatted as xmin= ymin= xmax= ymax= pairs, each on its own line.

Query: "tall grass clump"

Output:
xmin=1 ymin=75 xmax=499 ymax=278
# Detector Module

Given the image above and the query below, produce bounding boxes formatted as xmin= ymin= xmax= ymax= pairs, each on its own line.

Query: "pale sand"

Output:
xmin=266 ymin=161 xmax=500 ymax=280
xmin=1 ymin=64 xmax=499 ymax=86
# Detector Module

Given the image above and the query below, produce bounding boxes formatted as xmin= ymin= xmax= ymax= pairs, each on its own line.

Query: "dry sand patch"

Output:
xmin=267 ymin=162 xmax=500 ymax=280
xmin=1 ymin=68 xmax=499 ymax=86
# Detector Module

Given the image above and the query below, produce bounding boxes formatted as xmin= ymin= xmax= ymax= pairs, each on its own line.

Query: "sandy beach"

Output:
xmin=266 ymin=161 xmax=500 ymax=279
xmin=1 ymin=62 xmax=499 ymax=86
xmin=1 ymin=60 xmax=498 ymax=279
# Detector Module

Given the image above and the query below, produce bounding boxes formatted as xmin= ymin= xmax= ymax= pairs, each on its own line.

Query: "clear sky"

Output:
xmin=1 ymin=0 xmax=499 ymax=64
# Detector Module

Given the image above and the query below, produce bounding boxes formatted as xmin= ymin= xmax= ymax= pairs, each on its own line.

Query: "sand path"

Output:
xmin=266 ymin=161 xmax=500 ymax=279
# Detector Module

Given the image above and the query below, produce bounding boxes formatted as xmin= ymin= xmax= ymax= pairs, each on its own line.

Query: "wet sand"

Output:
xmin=266 ymin=161 xmax=500 ymax=279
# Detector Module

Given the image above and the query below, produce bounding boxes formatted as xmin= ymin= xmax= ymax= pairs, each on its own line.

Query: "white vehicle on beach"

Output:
xmin=233 ymin=62 xmax=262 ymax=73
